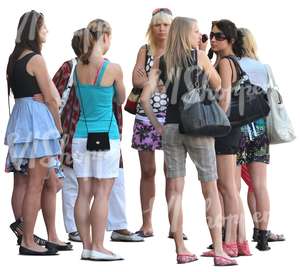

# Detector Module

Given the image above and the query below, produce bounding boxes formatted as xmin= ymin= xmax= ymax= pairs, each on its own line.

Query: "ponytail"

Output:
xmin=232 ymin=29 xmax=245 ymax=58
xmin=71 ymin=28 xmax=95 ymax=65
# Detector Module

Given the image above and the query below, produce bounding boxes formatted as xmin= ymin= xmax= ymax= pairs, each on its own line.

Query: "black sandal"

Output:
xmin=10 ymin=219 xmax=48 ymax=246
xmin=252 ymin=228 xmax=285 ymax=242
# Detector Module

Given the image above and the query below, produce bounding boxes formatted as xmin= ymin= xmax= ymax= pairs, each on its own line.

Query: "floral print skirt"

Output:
xmin=131 ymin=118 xmax=163 ymax=151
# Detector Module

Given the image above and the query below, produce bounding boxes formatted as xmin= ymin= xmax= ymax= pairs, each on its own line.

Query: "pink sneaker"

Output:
xmin=214 ymin=256 xmax=238 ymax=266
xmin=237 ymin=240 xmax=252 ymax=256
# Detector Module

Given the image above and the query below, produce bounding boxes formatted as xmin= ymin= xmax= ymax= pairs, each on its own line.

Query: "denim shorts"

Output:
xmin=162 ymin=124 xmax=218 ymax=182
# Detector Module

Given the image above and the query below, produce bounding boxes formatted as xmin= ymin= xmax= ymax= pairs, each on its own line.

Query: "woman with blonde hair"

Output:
xmin=131 ymin=8 xmax=186 ymax=239
xmin=141 ymin=16 xmax=237 ymax=266
xmin=72 ymin=19 xmax=125 ymax=261
xmin=236 ymin=28 xmax=284 ymax=251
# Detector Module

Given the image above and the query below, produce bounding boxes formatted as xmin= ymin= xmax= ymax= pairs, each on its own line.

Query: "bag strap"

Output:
xmin=221 ymin=55 xmax=245 ymax=80
xmin=265 ymin=64 xmax=277 ymax=89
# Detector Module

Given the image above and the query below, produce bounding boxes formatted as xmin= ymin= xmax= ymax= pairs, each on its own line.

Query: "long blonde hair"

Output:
xmin=164 ymin=17 xmax=197 ymax=81
xmin=239 ymin=28 xmax=259 ymax=60
xmin=146 ymin=11 xmax=173 ymax=54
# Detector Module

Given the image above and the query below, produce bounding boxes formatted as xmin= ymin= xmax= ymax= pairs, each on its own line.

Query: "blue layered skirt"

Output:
xmin=4 ymin=98 xmax=61 ymax=171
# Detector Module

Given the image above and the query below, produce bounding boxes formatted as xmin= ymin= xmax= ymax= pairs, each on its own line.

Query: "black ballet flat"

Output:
xmin=19 ymin=246 xmax=58 ymax=256
xmin=46 ymin=241 xmax=73 ymax=251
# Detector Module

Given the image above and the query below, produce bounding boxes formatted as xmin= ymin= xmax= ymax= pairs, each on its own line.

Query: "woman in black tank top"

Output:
xmin=208 ymin=19 xmax=251 ymax=257
xmin=141 ymin=17 xmax=237 ymax=266
xmin=5 ymin=11 xmax=66 ymax=256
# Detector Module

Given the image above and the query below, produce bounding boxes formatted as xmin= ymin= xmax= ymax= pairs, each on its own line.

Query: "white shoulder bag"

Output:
xmin=265 ymin=64 xmax=296 ymax=144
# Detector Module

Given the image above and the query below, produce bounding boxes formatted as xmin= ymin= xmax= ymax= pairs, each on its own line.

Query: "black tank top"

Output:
xmin=159 ymin=50 xmax=205 ymax=124
xmin=11 ymin=52 xmax=42 ymax=98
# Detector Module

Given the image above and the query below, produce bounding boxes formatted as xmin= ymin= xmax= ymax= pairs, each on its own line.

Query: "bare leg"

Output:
xmin=201 ymin=181 xmax=229 ymax=258
xmin=11 ymin=173 xmax=28 ymax=220
xmin=21 ymin=158 xmax=49 ymax=252
xmin=216 ymin=155 xmax=239 ymax=243
xmin=138 ymin=151 xmax=156 ymax=234
xmin=91 ymin=178 xmax=114 ymax=254
xmin=248 ymin=162 xmax=270 ymax=230
xmin=167 ymin=177 xmax=190 ymax=254
xmin=41 ymin=169 xmax=65 ymax=244
xmin=164 ymin=162 xmax=180 ymax=229
xmin=247 ymin=191 xmax=258 ymax=228
xmin=75 ymin=178 xmax=93 ymax=250
xmin=235 ymin=165 xmax=247 ymax=242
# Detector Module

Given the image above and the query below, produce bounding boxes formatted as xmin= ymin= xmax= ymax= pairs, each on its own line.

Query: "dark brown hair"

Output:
xmin=6 ymin=10 xmax=44 ymax=94
xmin=212 ymin=19 xmax=245 ymax=58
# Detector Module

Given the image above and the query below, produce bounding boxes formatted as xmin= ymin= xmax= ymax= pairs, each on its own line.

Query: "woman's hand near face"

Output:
xmin=199 ymin=34 xmax=208 ymax=51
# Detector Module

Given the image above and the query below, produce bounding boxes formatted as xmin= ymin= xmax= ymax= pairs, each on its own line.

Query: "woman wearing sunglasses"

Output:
xmin=131 ymin=8 xmax=181 ymax=239
xmin=140 ymin=16 xmax=237 ymax=266
xmin=203 ymin=20 xmax=251 ymax=257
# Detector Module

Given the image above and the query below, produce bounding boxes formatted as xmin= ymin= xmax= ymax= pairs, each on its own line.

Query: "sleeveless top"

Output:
xmin=159 ymin=50 xmax=205 ymax=124
xmin=73 ymin=60 xmax=119 ymax=140
xmin=238 ymin=57 xmax=269 ymax=139
xmin=221 ymin=55 xmax=266 ymax=140
xmin=11 ymin=52 xmax=42 ymax=98
xmin=135 ymin=46 xmax=168 ymax=119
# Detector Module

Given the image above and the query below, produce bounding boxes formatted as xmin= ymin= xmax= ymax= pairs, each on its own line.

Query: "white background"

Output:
xmin=0 ymin=0 xmax=299 ymax=271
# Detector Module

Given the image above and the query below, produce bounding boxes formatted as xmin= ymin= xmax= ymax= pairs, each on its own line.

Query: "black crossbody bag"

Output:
xmin=75 ymin=67 xmax=113 ymax=151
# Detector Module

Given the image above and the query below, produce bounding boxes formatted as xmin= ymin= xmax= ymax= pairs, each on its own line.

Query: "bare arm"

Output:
xmin=217 ymin=59 xmax=233 ymax=112
xmin=113 ymin=64 xmax=126 ymax=105
xmin=198 ymin=50 xmax=221 ymax=91
xmin=132 ymin=46 xmax=148 ymax=89
xmin=31 ymin=55 xmax=63 ymax=133
xmin=140 ymin=59 xmax=163 ymax=134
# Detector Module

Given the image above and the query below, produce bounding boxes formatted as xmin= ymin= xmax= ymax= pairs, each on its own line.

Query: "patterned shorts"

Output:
xmin=237 ymin=119 xmax=270 ymax=165
xmin=131 ymin=119 xmax=163 ymax=151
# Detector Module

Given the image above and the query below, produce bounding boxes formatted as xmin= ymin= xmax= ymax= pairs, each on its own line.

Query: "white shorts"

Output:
xmin=72 ymin=138 xmax=120 ymax=179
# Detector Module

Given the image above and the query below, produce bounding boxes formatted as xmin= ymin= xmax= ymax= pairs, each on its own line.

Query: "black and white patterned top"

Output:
xmin=136 ymin=46 xmax=168 ymax=118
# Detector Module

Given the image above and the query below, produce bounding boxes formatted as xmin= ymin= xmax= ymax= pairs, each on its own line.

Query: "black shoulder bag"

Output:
xmin=178 ymin=50 xmax=231 ymax=137
xmin=223 ymin=56 xmax=270 ymax=127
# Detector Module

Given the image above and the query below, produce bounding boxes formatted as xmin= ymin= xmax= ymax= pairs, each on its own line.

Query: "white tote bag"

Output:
xmin=265 ymin=65 xmax=296 ymax=144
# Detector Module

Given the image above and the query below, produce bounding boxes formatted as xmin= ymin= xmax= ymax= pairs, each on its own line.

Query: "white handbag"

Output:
xmin=265 ymin=65 xmax=296 ymax=144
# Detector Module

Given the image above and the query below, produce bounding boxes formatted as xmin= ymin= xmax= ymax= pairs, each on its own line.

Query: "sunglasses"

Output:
xmin=152 ymin=8 xmax=173 ymax=16
xmin=210 ymin=31 xmax=227 ymax=41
